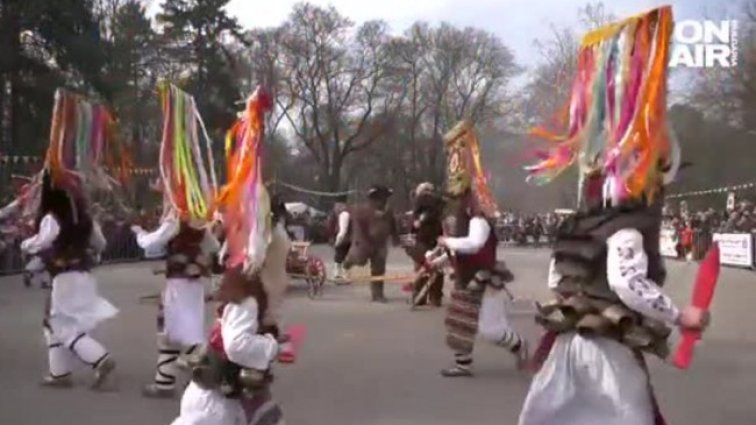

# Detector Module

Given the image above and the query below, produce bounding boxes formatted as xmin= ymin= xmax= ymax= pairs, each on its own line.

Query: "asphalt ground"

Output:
xmin=1 ymin=246 xmax=754 ymax=425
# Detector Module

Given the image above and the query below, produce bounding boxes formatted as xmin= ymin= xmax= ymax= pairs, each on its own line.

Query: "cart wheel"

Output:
xmin=305 ymin=257 xmax=326 ymax=299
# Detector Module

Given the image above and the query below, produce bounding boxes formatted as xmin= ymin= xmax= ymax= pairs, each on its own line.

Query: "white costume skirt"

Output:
xmin=477 ymin=286 xmax=512 ymax=343
xmin=518 ymin=333 xmax=655 ymax=425
xmin=48 ymin=271 xmax=118 ymax=342
xmin=163 ymin=278 xmax=206 ymax=347
xmin=171 ymin=382 xmax=246 ymax=425
xmin=26 ymin=256 xmax=46 ymax=272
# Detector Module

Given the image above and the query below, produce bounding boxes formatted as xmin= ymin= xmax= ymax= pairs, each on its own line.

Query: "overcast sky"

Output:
xmin=145 ymin=0 xmax=747 ymax=93
xmin=215 ymin=0 xmax=745 ymax=67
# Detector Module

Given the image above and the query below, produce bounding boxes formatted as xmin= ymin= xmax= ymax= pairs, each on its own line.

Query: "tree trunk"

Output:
xmin=8 ymin=4 xmax=19 ymax=153
xmin=322 ymin=153 xmax=342 ymax=209
xmin=429 ymin=111 xmax=445 ymax=187
xmin=3 ymin=1 xmax=19 ymax=154
xmin=0 ymin=1 xmax=5 ymax=153
xmin=0 ymin=74 xmax=5 ymax=153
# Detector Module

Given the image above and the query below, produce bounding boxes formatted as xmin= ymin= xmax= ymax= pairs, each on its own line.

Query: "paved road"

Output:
xmin=1 ymin=246 xmax=755 ymax=425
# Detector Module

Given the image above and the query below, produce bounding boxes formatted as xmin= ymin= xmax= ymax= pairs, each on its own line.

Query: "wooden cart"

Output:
xmin=286 ymin=241 xmax=326 ymax=299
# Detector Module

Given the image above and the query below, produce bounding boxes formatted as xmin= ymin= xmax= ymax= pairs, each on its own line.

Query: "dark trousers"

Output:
xmin=334 ymin=244 xmax=350 ymax=264
xmin=344 ymin=246 xmax=388 ymax=301
xmin=368 ymin=250 xmax=387 ymax=300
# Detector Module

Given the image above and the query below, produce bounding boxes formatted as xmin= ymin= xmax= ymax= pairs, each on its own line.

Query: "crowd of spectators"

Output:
xmin=661 ymin=198 xmax=756 ymax=260
xmin=494 ymin=212 xmax=567 ymax=245
xmin=394 ymin=210 xmax=567 ymax=246
xmin=0 ymin=198 xmax=157 ymax=274
xmin=663 ymin=199 xmax=756 ymax=235
xmin=496 ymin=199 xmax=756 ymax=249
xmin=4 ymin=193 xmax=754 ymax=273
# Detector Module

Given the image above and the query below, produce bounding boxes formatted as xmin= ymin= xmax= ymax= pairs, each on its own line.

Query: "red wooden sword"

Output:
xmin=671 ymin=243 xmax=720 ymax=369
xmin=278 ymin=324 xmax=307 ymax=364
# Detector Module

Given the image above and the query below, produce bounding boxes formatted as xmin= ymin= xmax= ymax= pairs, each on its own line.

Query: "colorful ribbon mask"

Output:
xmin=526 ymin=6 xmax=675 ymax=207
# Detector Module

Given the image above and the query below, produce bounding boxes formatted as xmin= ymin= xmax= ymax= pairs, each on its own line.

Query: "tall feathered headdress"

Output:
xmin=525 ymin=6 xmax=680 ymax=207
xmin=444 ymin=120 xmax=498 ymax=217
xmin=216 ymin=87 xmax=273 ymax=272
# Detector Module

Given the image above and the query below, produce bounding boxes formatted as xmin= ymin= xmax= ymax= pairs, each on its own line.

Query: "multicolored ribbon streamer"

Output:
xmin=526 ymin=6 xmax=675 ymax=206
xmin=158 ymin=83 xmax=218 ymax=222
xmin=216 ymin=87 xmax=273 ymax=271
xmin=46 ymin=89 xmax=126 ymax=192
xmin=16 ymin=89 xmax=128 ymax=219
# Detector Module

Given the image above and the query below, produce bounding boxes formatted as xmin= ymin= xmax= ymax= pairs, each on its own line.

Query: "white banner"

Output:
xmin=713 ymin=233 xmax=754 ymax=267
xmin=727 ymin=192 xmax=736 ymax=212
xmin=660 ymin=227 xmax=679 ymax=258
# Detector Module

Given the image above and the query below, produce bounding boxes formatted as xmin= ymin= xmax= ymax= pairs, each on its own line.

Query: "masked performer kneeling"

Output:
xmin=21 ymin=172 xmax=118 ymax=389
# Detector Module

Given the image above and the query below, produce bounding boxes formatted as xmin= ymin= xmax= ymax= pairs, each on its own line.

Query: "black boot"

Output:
xmin=371 ymin=282 xmax=387 ymax=303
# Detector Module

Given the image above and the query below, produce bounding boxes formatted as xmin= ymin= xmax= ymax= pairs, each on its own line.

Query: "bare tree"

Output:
xmin=243 ymin=28 xmax=293 ymax=140
xmin=375 ymin=23 xmax=519 ymax=189
xmin=521 ymin=2 xmax=615 ymax=128
xmin=274 ymin=3 xmax=394 ymax=193
xmin=688 ymin=0 xmax=756 ymax=130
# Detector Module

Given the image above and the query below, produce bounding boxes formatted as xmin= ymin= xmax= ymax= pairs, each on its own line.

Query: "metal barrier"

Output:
xmin=99 ymin=223 xmax=143 ymax=264
xmin=669 ymin=229 xmax=755 ymax=269
xmin=692 ymin=229 xmax=713 ymax=260
xmin=0 ymin=240 xmax=26 ymax=275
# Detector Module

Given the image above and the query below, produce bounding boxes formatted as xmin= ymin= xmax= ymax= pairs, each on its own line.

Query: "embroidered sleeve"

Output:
xmin=20 ymin=214 xmax=60 ymax=254
xmin=606 ymin=228 xmax=680 ymax=325
xmin=134 ymin=219 xmax=180 ymax=252
xmin=221 ymin=298 xmax=279 ymax=370
xmin=444 ymin=217 xmax=490 ymax=254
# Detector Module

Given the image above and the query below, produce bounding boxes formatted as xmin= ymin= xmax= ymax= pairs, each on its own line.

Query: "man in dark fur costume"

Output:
xmin=343 ymin=185 xmax=400 ymax=302
xmin=405 ymin=182 xmax=445 ymax=306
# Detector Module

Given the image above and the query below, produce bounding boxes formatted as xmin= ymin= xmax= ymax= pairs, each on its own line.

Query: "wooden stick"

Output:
xmin=327 ymin=272 xmax=417 ymax=284
xmin=139 ymin=293 xmax=214 ymax=304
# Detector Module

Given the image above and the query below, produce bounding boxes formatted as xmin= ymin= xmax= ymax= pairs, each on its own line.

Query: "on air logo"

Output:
xmin=670 ymin=20 xmax=739 ymax=68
